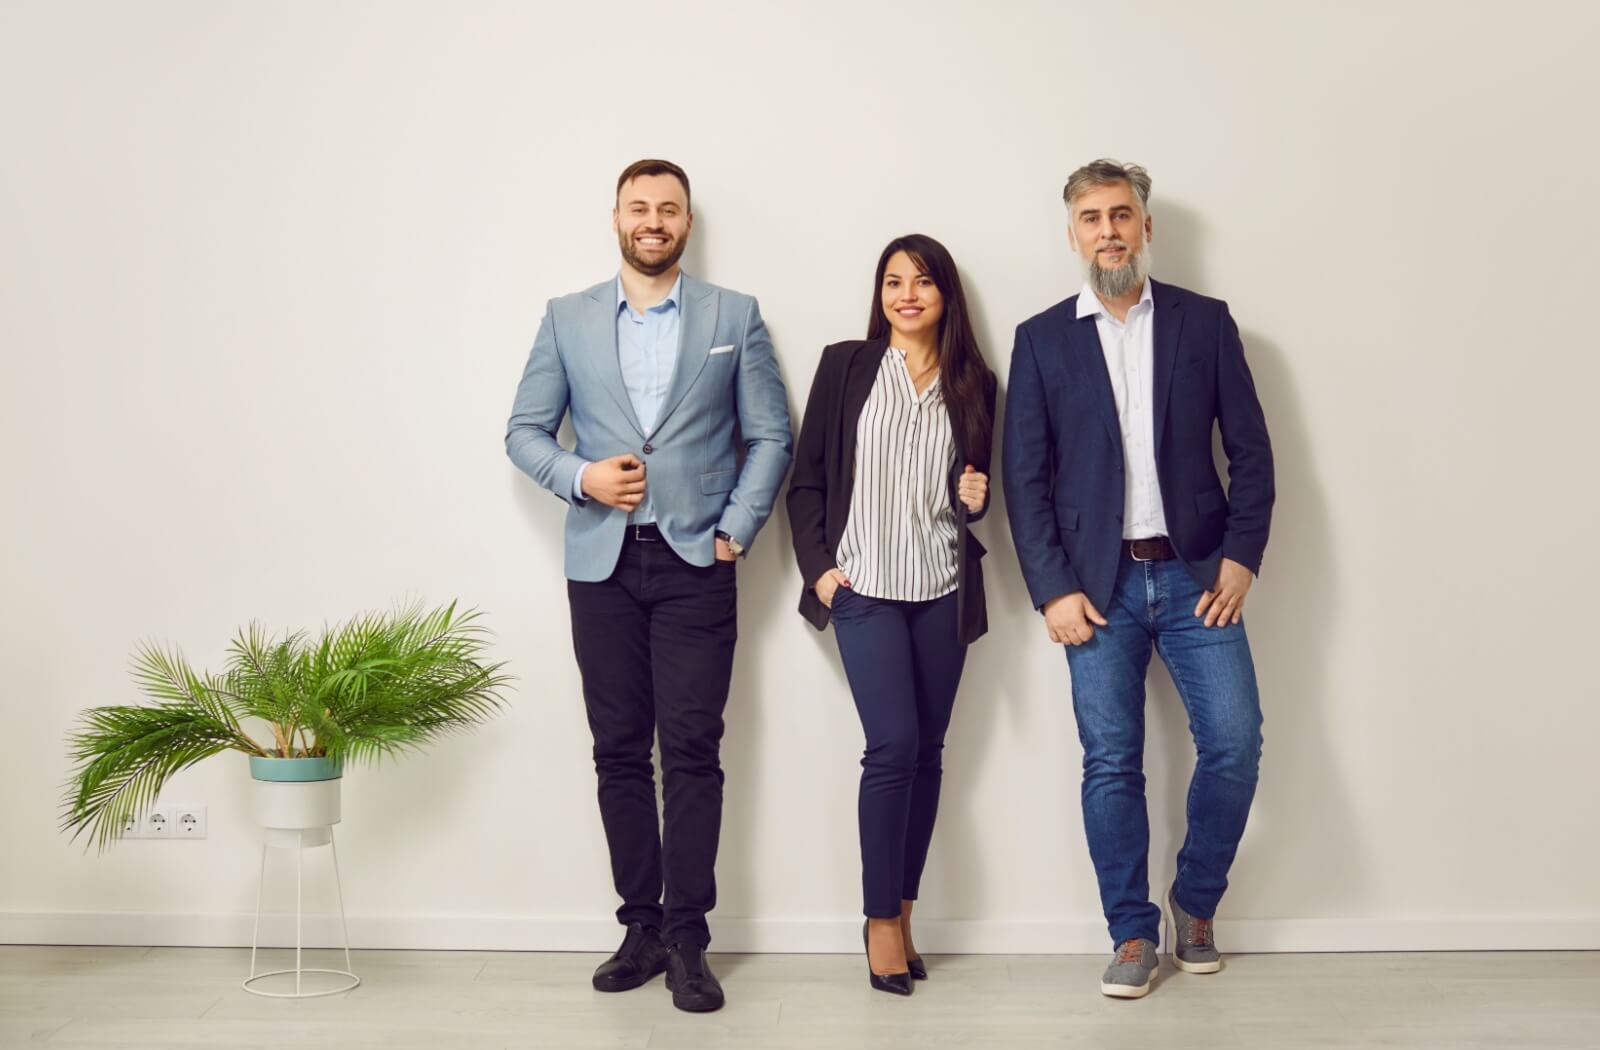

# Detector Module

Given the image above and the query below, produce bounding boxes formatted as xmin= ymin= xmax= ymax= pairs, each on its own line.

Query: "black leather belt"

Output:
xmin=1123 ymin=537 xmax=1174 ymax=561
xmin=626 ymin=523 xmax=664 ymax=543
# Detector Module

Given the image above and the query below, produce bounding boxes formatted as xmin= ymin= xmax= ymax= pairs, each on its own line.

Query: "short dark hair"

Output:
xmin=616 ymin=158 xmax=691 ymax=209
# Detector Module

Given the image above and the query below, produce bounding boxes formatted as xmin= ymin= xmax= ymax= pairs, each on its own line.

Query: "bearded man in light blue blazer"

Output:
xmin=506 ymin=159 xmax=791 ymax=1013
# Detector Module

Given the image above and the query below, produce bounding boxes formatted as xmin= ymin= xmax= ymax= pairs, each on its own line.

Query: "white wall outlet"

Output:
xmin=119 ymin=813 xmax=142 ymax=839
xmin=172 ymin=805 xmax=207 ymax=838
xmin=143 ymin=808 xmax=172 ymax=837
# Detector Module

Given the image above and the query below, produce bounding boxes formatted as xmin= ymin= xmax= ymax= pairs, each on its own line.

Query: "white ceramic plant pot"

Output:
xmin=249 ymin=757 xmax=342 ymax=848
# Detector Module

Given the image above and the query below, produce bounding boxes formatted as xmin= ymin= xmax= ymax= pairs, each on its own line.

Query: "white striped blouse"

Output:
xmin=836 ymin=347 xmax=960 ymax=602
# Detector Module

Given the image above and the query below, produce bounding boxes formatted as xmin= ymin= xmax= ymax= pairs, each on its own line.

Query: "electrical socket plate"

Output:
xmin=173 ymin=805 xmax=207 ymax=838
xmin=121 ymin=804 xmax=207 ymax=840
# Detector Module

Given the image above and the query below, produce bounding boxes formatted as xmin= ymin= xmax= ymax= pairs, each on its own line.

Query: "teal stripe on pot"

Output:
xmin=249 ymin=756 xmax=343 ymax=782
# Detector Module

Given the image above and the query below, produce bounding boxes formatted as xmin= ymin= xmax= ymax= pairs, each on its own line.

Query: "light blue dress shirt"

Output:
xmin=570 ymin=273 xmax=682 ymax=524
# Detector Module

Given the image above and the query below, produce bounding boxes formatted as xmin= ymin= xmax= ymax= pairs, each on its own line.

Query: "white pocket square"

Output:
xmin=708 ymin=344 xmax=735 ymax=355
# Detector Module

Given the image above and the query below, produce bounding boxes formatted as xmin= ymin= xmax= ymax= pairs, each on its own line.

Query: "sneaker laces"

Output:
xmin=1189 ymin=917 xmax=1213 ymax=948
xmin=1116 ymin=938 xmax=1147 ymax=964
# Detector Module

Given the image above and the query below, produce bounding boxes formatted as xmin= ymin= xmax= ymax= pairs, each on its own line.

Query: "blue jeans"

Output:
xmin=830 ymin=587 xmax=966 ymax=918
xmin=1065 ymin=555 xmax=1263 ymax=947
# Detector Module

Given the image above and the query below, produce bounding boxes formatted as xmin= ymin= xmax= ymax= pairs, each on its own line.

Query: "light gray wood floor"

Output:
xmin=1 ymin=946 xmax=1596 ymax=1049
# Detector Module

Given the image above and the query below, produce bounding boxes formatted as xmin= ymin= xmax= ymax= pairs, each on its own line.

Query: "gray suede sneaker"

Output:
xmin=1167 ymin=886 xmax=1222 ymax=974
xmin=1100 ymin=938 xmax=1158 ymax=998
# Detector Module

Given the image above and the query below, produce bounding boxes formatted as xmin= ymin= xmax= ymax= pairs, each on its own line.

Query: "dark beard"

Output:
xmin=618 ymin=229 xmax=688 ymax=277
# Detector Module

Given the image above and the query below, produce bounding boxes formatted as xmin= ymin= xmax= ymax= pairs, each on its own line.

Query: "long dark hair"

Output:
xmin=866 ymin=234 xmax=994 ymax=469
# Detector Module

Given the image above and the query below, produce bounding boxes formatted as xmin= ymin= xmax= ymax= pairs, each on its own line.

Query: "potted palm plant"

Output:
xmin=62 ymin=601 xmax=512 ymax=849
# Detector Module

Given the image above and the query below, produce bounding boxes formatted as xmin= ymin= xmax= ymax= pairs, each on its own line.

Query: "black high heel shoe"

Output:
xmin=901 ymin=914 xmax=927 ymax=978
xmin=862 ymin=919 xmax=913 ymax=996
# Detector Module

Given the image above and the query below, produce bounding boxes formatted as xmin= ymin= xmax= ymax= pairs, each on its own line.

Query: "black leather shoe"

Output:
xmin=591 ymin=922 xmax=668 ymax=992
xmin=665 ymin=943 xmax=725 ymax=1012
xmin=863 ymin=920 xmax=912 ymax=996
xmin=906 ymin=954 xmax=928 ymax=980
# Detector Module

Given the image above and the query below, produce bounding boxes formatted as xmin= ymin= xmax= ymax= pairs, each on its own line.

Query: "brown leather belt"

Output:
xmin=1123 ymin=537 xmax=1174 ymax=561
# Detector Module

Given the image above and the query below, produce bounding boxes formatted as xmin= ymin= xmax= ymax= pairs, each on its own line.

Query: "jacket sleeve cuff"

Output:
xmin=1026 ymin=565 xmax=1083 ymax=611
xmin=797 ymin=547 xmax=837 ymax=590
xmin=548 ymin=454 xmax=579 ymax=506
xmin=1221 ymin=536 xmax=1264 ymax=576
xmin=716 ymin=505 xmax=758 ymax=555
xmin=966 ymin=487 xmax=992 ymax=524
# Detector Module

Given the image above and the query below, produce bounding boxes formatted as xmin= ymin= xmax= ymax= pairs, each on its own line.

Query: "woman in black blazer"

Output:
xmin=787 ymin=234 xmax=997 ymax=996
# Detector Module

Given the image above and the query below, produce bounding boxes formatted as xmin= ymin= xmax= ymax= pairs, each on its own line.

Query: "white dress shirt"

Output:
xmin=1076 ymin=278 xmax=1168 ymax=540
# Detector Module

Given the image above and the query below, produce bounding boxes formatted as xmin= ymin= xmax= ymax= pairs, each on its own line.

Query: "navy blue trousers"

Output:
xmin=830 ymin=587 xmax=966 ymax=918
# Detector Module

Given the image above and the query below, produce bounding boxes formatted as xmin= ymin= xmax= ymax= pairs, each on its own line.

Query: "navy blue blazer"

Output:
xmin=1001 ymin=279 xmax=1274 ymax=614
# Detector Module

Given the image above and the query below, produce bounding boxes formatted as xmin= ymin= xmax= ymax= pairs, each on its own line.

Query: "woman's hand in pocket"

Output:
xmin=815 ymin=568 xmax=852 ymax=608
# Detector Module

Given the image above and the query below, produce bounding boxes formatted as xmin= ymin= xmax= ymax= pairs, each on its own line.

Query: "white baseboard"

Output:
xmin=3 ymin=912 xmax=1597 ymax=953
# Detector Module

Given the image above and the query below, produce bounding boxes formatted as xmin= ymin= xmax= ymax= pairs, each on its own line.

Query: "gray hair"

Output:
xmin=1063 ymin=159 xmax=1152 ymax=217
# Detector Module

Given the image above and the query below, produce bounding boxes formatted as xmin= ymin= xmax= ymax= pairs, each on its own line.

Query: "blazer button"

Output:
xmin=642 ymin=443 xmax=654 ymax=455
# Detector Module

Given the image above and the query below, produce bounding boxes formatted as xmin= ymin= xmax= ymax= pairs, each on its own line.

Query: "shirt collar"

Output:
xmin=1075 ymin=276 xmax=1153 ymax=321
xmin=616 ymin=273 xmax=683 ymax=316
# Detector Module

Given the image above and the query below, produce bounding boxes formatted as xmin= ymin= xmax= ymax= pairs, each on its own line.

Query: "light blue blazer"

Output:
xmin=506 ymin=274 xmax=794 ymax=582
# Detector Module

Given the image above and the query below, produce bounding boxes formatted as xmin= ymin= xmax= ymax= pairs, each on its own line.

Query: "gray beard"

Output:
xmin=1089 ymin=244 xmax=1152 ymax=300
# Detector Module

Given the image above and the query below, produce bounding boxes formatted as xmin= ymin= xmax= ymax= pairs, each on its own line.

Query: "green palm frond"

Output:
xmin=314 ymin=602 xmax=512 ymax=764
xmin=62 ymin=702 xmax=242 ymax=851
xmin=63 ymin=601 xmax=514 ymax=851
xmin=130 ymin=642 xmax=266 ymax=756
xmin=226 ymin=624 xmax=309 ymax=753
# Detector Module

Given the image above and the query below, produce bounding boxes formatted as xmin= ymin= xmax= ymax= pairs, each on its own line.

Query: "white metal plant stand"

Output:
xmin=242 ymin=774 xmax=361 ymax=998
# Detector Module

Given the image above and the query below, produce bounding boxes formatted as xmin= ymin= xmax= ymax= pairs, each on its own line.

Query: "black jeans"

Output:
xmin=567 ymin=531 xmax=738 ymax=949
xmin=829 ymin=587 xmax=966 ymax=918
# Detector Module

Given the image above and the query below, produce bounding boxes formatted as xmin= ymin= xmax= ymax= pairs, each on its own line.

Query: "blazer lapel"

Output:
xmin=1150 ymin=278 xmax=1184 ymax=454
xmin=585 ymin=280 xmax=645 ymax=439
xmin=648 ymin=274 xmax=716 ymax=439
xmin=841 ymin=339 xmax=889 ymax=476
xmin=1067 ymin=307 xmax=1125 ymax=461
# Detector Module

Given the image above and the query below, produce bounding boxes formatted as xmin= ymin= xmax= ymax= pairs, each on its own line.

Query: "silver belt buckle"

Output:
xmin=633 ymin=523 xmax=657 ymax=542
xmin=1129 ymin=539 xmax=1153 ymax=562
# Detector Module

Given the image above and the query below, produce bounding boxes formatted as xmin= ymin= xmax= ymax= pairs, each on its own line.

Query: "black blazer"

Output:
xmin=1002 ymin=279 xmax=1274 ymax=613
xmin=786 ymin=338 xmax=997 ymax=644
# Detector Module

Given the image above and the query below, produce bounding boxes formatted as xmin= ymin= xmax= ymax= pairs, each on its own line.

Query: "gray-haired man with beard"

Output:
xmin=1003 ymin=159 xmax=1275 ymax=998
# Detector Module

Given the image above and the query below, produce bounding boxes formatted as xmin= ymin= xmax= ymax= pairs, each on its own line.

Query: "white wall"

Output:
xmin=3 ymin=0 xmax=1597 ymax=953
